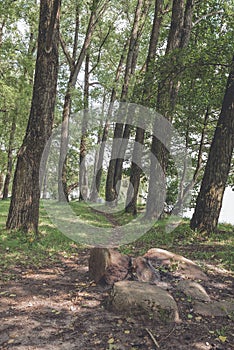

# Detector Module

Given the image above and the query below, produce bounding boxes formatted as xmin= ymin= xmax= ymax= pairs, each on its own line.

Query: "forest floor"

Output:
xmin=0 ymin=201 xmax=234 ymax=350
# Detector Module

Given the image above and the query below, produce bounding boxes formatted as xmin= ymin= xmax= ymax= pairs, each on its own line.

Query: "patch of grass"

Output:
xmin=111 ymin=210 xmax=135 ymax=226
xmin=69 ymin=201 xmax=112 ymax=227
xmin=120 ymin=217 xmax=234 ymax=272
xmin=0 ymin=200 xmax=84 ymax=278
xmin=1 ymin=200 xmax=234 ymax=276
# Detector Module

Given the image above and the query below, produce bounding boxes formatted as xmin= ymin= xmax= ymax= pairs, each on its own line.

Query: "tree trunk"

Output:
xmin=173 ymin=107 xmax=209 ymax=214
xmin=58 ymin=0 xmax=99 ymax=201
xmin=2 ymin=114 xmax=16 ymax=199
xmin=105 ymin=0 xmax=146 ymax=204
xmin=89 ymin=39 xmax=129 ymax=203
xmin=0 ymin=173 xmax=3 ymax=197
xmin=145 ymin=0 xmax=194 ymax=219
xmin=6 ymin=0 xmax=60 ymax=234
xmin=190 ymin=56 xmax=234 ymax=233
xmin=79 ymin=53 xmax=90 ymax=201
xmin=125 ymin=0 xmax=163 ymax=215
xmin=125 ymin=127 xmax=145 ymax=214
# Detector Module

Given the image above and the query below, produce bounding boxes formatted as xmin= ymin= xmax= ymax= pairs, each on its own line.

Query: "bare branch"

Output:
xmin=193 ymin=10 xmax=224 ymax=27
xmin=89 ymin=25 xmax=112 ymax=74
xmin=59 ymin=33 xmax=75 ymax=70
xmin=72 ymin=3 xmax=80 ymax=60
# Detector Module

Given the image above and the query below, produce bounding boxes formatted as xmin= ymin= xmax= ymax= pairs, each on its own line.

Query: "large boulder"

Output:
xmin=176 ymin=280 xmax=211 ymax=302
xmin=89 ymin=247 xmax=130 ymax=285
xmin=107 ymin=280 xmax=180 ymax=323
xmin=144 ymin=248 xmax=208 ymax=281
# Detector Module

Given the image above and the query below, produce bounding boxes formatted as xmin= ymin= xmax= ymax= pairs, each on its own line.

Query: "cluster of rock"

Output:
xmin=89 ymin=247 xmax=234 ymax=323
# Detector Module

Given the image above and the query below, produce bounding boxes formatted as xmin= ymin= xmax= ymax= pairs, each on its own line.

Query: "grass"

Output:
xmin=0 ymin=200 xmax=234 ymax=280
xmin=0 ymin=200 xmax=111 ymax=280
xmin=118 ymin=213 xmax=234 ymax=272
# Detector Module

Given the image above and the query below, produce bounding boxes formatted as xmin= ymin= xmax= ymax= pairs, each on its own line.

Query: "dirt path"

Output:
xmin=0 ymin=247 xmax=234 ymax=350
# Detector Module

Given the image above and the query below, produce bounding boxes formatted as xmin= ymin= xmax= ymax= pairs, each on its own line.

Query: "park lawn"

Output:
xmin=0 ymin=199 xmax=233 ymax=279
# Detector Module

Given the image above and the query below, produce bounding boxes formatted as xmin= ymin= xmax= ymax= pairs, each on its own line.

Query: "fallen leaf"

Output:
xmin=108 ymin=338 xmax=115 ymax=344
xmin=0 ymin=291 xmax=8 ymax=295
xmin=218 ymin=336 xmax=227 ymax=343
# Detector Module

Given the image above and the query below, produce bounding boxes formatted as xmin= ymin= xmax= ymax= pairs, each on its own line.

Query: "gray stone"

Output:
xmin=107 ymin=280 xmax=180 ymax=323
xmin=144 ymin=248 xmax=208 ymax=281
xmin=176 ymin=280 xmax=211 ymax=302
xmin=194 ymin=299 xmax=234 ymax=317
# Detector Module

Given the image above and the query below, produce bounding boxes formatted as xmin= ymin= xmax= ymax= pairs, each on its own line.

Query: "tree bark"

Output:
xmin=2 ymin=114 xmax=16 ymax=199
xmin=145 ymin=0 xmax=194 ymax=219
xmin=125 ymin=0 xmax=163 ymax=215
xmin=6 ymin=0 xmax=60 ymax=234
xmin=190 ymin=56 xmax=234 ymax=233
xmin=105 ymin=0 xmax=147 ymax=204
xmin=89 ymin=37 xmax=128 ymax=203
xmin=58 ymin=0 xmax=99 ymax=201
xmin=79 ymin=53 xmax=90 ymax=201
xmin=173 ymin=107 xmax=209 ymax=214
xmin=125 ymin=127 xmax=145 ymax=215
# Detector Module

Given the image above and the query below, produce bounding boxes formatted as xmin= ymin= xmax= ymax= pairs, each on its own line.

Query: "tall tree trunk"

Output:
xmin=6 ymin=0 xmax=60 ymax=234
xmin=79 ymin=53 xmax=90 ymax=201
xmin=2 ymin=114 xmax=16 ymax=199
xmin=89 ymin=31 xmax=125 ymax=203
xmin=58 ymin=0 xmax=99 ymax=201
xmin=0 ymin=173 xmax=3 ymax=197
xmin=173 ymin=107 xmax=209 ymax=214
xmin=190 ymin=56 xmax=234 ymax=234
xmin=105 ymin=0 xmax=147 ymax=204
xmin=125 ymin=127 xmax=145 ymax=215
xmin=125 ymin=0 xmax=163 ymax=214
xmin=111 ymin=1 xmax=151 ymax=203
xmin=145 ymin=0 xmax=194 ymax=219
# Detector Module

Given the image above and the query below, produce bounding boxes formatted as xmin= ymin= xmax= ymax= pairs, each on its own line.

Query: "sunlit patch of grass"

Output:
xmin=70 ymin=201 xmax=112 ymax=227
xmin=120 ymin=217 xmax=234 ymax=272
xmin=0 ymin=200 xmax=82 ymax=277
xmin=1 ymin=199 xmax=234 ymax=275
xmin=112 ymin=210 xmax=135 ymax=226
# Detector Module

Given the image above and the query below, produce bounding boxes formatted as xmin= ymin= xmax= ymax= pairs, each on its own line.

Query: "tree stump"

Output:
xmin=89 ymin=247 xmax=130 ymax=285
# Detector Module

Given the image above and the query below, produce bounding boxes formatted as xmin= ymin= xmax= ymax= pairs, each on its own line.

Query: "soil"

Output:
xmin=0 ymin=247 xmax=234 ymax=350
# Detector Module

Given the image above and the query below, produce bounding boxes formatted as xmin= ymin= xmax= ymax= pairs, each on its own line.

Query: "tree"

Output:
xmin=190 ymin=55 xmax=234 ymax=233
xmin=0 ymin=0 xmax=37 ymax=200
xmin=6 ymin=0 xmax=61 ymax=234
xmin=105 ymin=0 xmax=149 ymax=204
xmin=58 ymin=0 xmax=109 ymax=201
xmin=145 ymin=0 xmax=194 ymax=219
xmin=125 ymin=0 xmax=164 ymax=215
xmin=89 ymin=39 xmax=129 ymax=202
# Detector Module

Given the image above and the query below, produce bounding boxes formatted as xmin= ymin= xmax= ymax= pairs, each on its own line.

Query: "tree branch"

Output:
xmin=193 ymin=10 xmax=224 ymax=27
xmin=45 ymin=0 xmax=61 ymax=53
xmin=59 ymin=33 xmax=75 ymax=70
xmin=89 ymin=25 xmax=112 ymax=75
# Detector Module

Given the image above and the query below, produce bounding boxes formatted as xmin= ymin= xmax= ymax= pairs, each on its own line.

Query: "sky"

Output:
xmin=219 ymin=186 xmax=234 ymax=224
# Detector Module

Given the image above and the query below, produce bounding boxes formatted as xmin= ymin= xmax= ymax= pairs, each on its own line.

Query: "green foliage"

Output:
xmin=0 ymin=0 xmax=37 ymax=188
xmin=0 ymin=0 xmax=233 ymax=220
